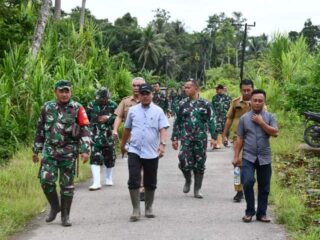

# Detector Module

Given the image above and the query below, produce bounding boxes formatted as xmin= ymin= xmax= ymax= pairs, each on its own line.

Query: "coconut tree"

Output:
xmin=30 ymin=0 xmax=52 ymax=58
xmin=53 ymin=0 xmax=61 ymax=20
xmin=79 ymin=0 xmax=86 ymax=32
xmin=134 ymin=25 xmax=164 ymax=71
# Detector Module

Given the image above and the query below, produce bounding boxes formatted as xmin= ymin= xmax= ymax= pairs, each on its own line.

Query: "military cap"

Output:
xmin=54 ymin=80 xmax=72 ymax=90
xmin=139 ymin=83 xmax=153 ymax=93
xmin=96 ymin=87 xmax=110 ymax=99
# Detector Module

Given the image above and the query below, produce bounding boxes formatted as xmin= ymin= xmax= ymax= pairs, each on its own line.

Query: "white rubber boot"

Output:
xmin=105 ymin=167 xmax=113 ymax=186
xmin=89 ymin=165 xmax=101 ymax=191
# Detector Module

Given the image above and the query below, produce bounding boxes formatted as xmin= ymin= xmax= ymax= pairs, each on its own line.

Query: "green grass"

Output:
xmin=0 ymin=147 xmax=90 ymax=240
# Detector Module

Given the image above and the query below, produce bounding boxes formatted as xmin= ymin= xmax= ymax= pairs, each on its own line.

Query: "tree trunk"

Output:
xmin=79 ymin=0 xmax=86 ymax=33
xmin=30 ymin=0 xmax=52 ymax=58
xmin=53 ymin=0 xmax=61 ymax=20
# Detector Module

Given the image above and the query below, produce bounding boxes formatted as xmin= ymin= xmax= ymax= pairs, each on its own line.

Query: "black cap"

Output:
xmin=139 ymin=83 xmax=153 ymax=93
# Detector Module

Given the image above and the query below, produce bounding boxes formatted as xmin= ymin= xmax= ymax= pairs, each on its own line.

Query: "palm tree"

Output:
xmin=53 ymin=0 xmax=61 ymax=20
xmin=134 ymin=25 xmax=164 ymax=71
xmin=30 ymin=0 xmax=52 ymax=58
xmin=79 ymin=0 xmax=86 ymax=33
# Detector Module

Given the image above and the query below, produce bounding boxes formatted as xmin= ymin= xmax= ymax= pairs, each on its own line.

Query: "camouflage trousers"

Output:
xmin=38 ymin=156 xmax=75 ymax=196
xmin=178 ymin=139 xmax=208 ymax=174
xmin=90 ymin=143 xmax=116 ymax=168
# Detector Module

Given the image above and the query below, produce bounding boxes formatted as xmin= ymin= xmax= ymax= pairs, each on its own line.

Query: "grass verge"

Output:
xmin=0 ymin=147 xmax=90 ymax=240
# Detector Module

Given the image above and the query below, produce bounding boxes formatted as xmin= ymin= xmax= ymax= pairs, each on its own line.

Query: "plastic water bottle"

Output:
xmin=234 ymin=167 xmax=241 ymax=185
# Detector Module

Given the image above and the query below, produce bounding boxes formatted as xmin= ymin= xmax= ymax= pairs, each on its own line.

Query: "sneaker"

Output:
xmin=233 ymin=191 xmax=243 ymax=202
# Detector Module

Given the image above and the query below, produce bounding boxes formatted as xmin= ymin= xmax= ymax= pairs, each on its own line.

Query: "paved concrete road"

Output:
xmin=12 ymin=121 xmax=287 ymax=240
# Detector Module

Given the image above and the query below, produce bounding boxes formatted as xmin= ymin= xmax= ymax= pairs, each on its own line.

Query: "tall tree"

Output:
xmin=134 ymin=25 xmax=164 ymax=71
xmin=300 ymin=19 xmax=320 ymax=52
xmin=30 ymin=0 xmax=52 ymax=58
xmin=53 ymin=0 xmax=61 ymax=20
xmin=79 ymin=0 xmax=86 ymax=32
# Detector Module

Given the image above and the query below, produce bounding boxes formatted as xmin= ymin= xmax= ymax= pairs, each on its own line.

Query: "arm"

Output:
xmin=252 ymin=114 xmax=279 ymax=137
xmin=233 ymin=136 xmax=243 ymax=166
xmin=158 ymin=128 xmax=167 ymax=158
xmin=32 ymin=106 xmax=46 ymax=163
xmin=121 ymin=128 xmax=131 ymax=155
xmin=171 ymin=104 xmax=182 ymax=150
xmin=222 ymin=118 xmax=233 ymax=141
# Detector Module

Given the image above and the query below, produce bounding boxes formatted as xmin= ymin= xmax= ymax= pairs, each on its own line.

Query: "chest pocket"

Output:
xmin=234 ymin=105 xmax=244 ymax=118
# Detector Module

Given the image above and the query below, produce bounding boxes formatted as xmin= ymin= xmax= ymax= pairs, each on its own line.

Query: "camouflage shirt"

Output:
xmin=171 ymin=97 xmax=217 ymax=141
xmin=153 ymin=91 xmax=168 ymax=113
xmin=33 ymin=100 xmax=91 ymax=160
xmin=212 ymin=93 xmax=232 ymax=132
xmin=86 ymin=100 xmax=118 ymax=147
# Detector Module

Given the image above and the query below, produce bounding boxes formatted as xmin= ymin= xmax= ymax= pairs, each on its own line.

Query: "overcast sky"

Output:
xmin=61 ymin=0 xmax=320 ymax=37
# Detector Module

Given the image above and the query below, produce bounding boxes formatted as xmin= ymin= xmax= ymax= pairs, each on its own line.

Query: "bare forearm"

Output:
xmin=121 ymin=128 xmax=131 ymax=146
xmin=159 ymin=128 xmax=167 ymax=143
xmin=234 ymin=136 xmax=243 ymax=158
xmin=223 ymin=118 xmax=232 ymax=136
xmin=113 ymin=116 xmax=122 ymax=132
xmin=260 ymin=122 xmax=279 ymax=137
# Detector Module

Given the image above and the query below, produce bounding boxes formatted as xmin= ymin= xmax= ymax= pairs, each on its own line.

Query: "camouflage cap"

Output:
xmin=54 ymin=80 xmax=72 ymax=90
xmin=96 ymin=87 xmax=110 ymax=99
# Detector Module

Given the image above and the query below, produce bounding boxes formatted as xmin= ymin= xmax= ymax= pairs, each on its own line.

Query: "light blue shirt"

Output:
xmin=125 ymin=103 xmax=170 ymax=159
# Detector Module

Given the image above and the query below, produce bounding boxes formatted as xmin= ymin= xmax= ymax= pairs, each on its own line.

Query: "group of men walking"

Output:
xmin=32 ymin=76 xmax=278 ymax=226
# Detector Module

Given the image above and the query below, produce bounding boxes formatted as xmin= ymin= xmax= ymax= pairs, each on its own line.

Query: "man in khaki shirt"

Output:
xmin=222 ymin=79 xmax=254 ymax=203
xmin=113 ymin=77 xmax=146 ymax=199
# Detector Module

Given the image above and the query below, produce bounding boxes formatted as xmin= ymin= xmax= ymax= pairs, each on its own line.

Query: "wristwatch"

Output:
xmin=160 ymin=141 xmax=166 ymax=146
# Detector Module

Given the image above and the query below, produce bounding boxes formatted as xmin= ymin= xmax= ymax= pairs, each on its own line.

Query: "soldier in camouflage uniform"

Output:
xmin=211 ymin=84 xmax=232 ymax=148
xmin=171 ymin=79 xmax=217 ymax=199
xmin=170 ymin=85 xmax=186 ymax=117
xmin=153 ymin=82 xmax=169 ymax=114
xmin=32 ymin=80 xmax=91 ymax=227
xmin=86 ymin=87 xmax=118 ymax=190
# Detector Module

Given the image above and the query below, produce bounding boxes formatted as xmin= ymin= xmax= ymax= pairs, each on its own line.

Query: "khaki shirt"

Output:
xmin=227 ymin=96 xmax=267 ymax=135
xmin=114 ymin=96 xmax=140 ymax=121
xmin=226 ymin=96 xmax=251 ymax=135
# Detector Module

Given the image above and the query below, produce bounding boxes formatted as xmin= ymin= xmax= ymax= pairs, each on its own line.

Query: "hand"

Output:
xmin=120 ymin=144 xmax=127 ymax=155
xmin=112 ymin=130 xmax=119 ymax=142
xmin=158 ymin=144 xmax=165 ymax=158
xmin=81 ymin=153 xmax=89 ymax=163
xmin=166 ymin=112 xmax=171 ymax=118
xmin=32 ymin=153 xmax=39 ymax=163
xmin=98 ymin=115 xmax=108 ymax=123
xmin=232 ymin=156 xmax=241 ymax=167
xmin=251 ymin=114 xmax=264 ymax=125
xmin=210 ymin=139 xmax=217 ymax=149
xmin=172 ymin=140 xmax=179 ymax=150
xmin=222 ymin=134 xmax=228 ymax=144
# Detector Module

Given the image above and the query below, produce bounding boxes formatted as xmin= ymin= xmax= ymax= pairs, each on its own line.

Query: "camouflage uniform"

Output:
xmin=171 ymin=97 xmax=216 ymax=174
xmin=153 ymin=90 xmax=169 ymax=113
xmin=86 ymin=98 xmax=118 ymax=168
xmin=33 ymin=100 xmax=91 ymax=196
xmin=212 ymin=93 xmax=232 ymax=134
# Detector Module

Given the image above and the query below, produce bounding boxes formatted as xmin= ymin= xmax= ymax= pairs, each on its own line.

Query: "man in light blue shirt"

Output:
xmin=121 ymin=83 xmax=169 ymax=222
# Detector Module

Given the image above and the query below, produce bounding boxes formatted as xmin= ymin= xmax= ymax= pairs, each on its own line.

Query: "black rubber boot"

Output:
xmin=182 ymin=171 xmax=192 ymax=193
xmin=44 ymin=190 xmax=61 ymax=223
xmin=145 ymin=189 xmax=155 ymax=218
xmin=194 ymin=173 xmax=204 ymax=199
xmin=61 ymin=195 xmax=73 ymax=227
xmin=129 ymin=189 xmax=141 ymax=222
xmin=233 ymin=191 xmax=244 ymax=202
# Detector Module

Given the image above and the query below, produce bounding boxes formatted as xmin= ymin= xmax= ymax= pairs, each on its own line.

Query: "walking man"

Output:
xmin=172 ymin=79 xmax=216 ymax=199
xmin=87 ymin=87 xmax=117 ymax=190
xmin=121 ymin=83 xmax=169 ymax=222
xmin=212 ymin=84 xmax=232 ymax=149
xmin=32 ymin=80 xmax=91 ymax=227
xmin=222 ymin=79 xmax=254 ymax=202
xmin=112 ymin=76 xmax=146 ymax=200
xmin=233 ymin=89 xmax=278 ymax=223
xmin=153 ymin=82 xmax=169 ymax=114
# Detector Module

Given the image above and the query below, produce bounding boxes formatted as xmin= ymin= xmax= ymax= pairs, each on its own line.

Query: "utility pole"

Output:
xmin=235 ymin=22 xmax=256 ymax=81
